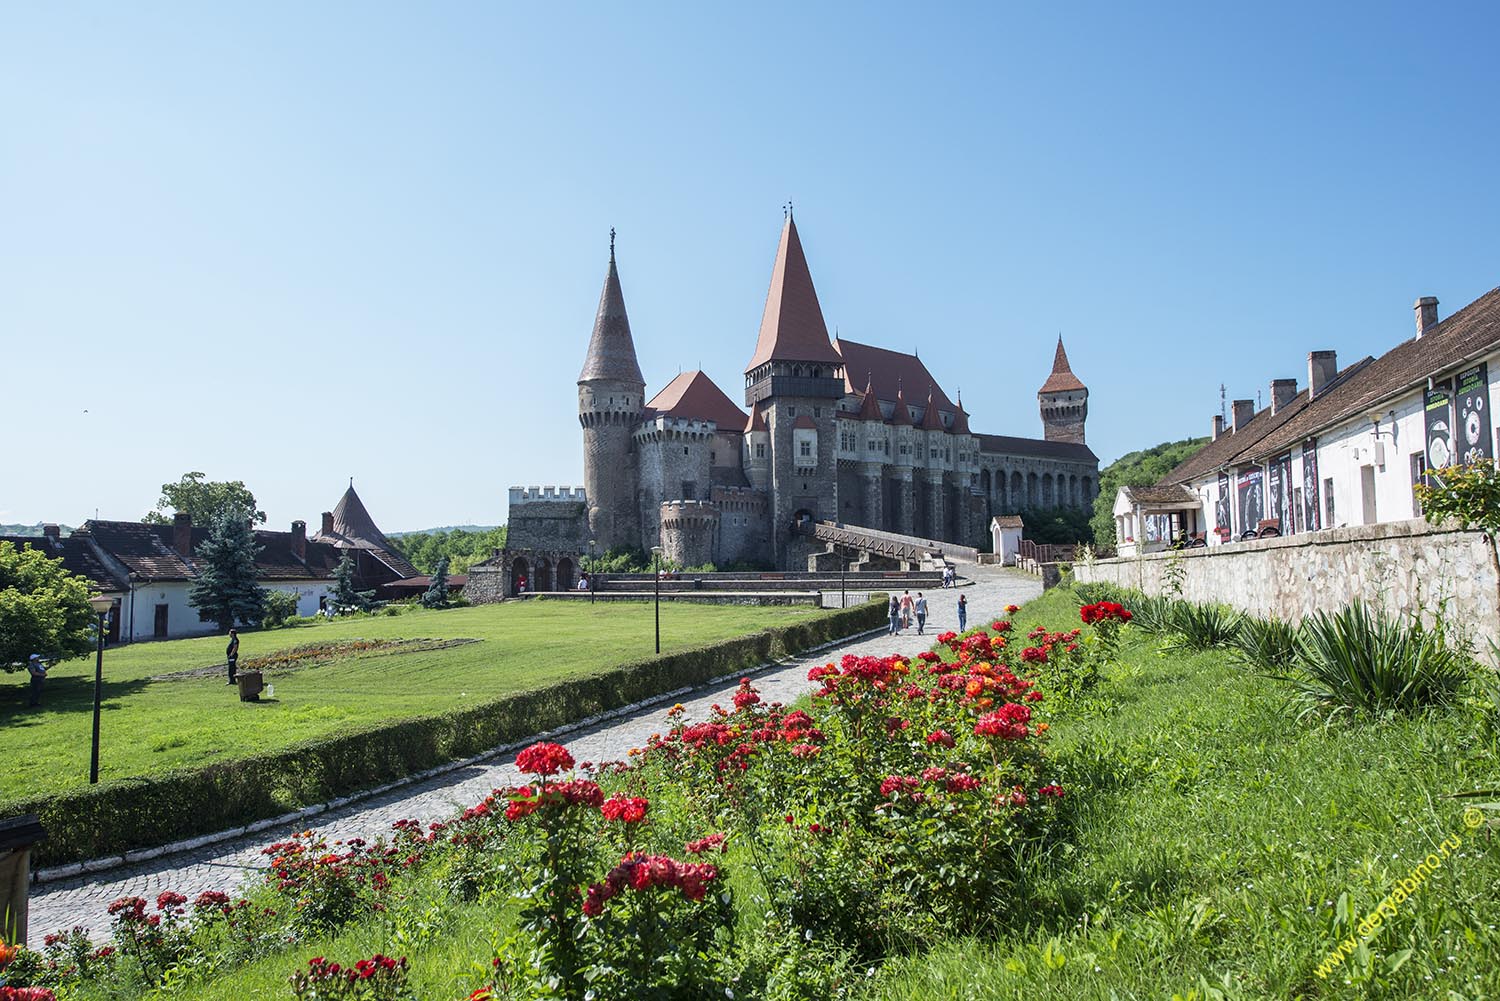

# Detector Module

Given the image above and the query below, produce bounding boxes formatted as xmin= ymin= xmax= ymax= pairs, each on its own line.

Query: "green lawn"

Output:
xmin=0 ymin=600 xmax=817 ymax=802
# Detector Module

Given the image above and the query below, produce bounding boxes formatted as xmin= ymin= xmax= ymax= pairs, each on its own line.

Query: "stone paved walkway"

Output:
xmin=27 ymin=566 xmax=1039 ymax=944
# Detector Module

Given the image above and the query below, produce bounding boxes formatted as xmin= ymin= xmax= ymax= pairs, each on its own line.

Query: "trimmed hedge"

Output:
xmin=7 ymin=597 xmax=887 ymax=868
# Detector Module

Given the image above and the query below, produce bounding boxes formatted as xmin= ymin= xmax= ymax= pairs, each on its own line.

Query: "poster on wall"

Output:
xmin=1425 ymin=379 xmax=1455 ymax=471
xmin=1215 ymin=471 xmax=1232 ymax=540
xmin=1302 ymin=440 xmax=1321 ymax=531
xmin=1456 ymin=362 xmax=1494 ymax=464
xmin=1236 ymin=467 xmax=1264 ymax=537
xmin=1267 ymin=461 xmax=1283 ymax=526
xmin=1275 ymin=454 xmax=1294 ymax=533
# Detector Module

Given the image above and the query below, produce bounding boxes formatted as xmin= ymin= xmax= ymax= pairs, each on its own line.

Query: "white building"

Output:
xmin=1114 ymin=287 xmax=1500 ymax=555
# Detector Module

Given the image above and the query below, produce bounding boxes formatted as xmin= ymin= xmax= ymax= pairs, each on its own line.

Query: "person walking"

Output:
xmin=914 ymin=592 xmax=928 ymax=635
xmin=888 ymin=594 xmax=901 ymax=635
xmin=957 ymin=593 xmax=967 ymax=632
xmin=899 ymin=590 xmax=914 ymax=631
xmin=26 ymin=653 xmax=46 ymax=708
xmin=225 ymin=628 xmax=240 ymax=685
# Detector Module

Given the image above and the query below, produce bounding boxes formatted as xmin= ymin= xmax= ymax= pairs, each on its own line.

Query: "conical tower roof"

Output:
xmin=579 ymin=235 xmax=645 ymax=385
xmin=889 ymin=383 xmax=913 ymax=426
xmin=920 ymin=387 xmax=946 ymax=430
xmin=952 ymin=390 xmax=971 ymax=434
xmin=320 ymin=482 xmax=394 ymax=550
xmin=856 ymin=375 xmax=885 ymax=421
xmin=1039 ymin=335 xmax=1086 ymax=393
xmin=745 ymin=214 xmax=843 ymax=372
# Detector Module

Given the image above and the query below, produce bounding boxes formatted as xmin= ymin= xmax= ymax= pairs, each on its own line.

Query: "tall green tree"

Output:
xmin=1090 ymin=437 xmax=1211 ymax=548
xmin=389 ymin=526 xmax=506 ymax=575
xmin=421 ymin=556 xmax=451 ymax=609
xmin=329 ymin=554 xmax=376 ymax=613
xmin=188 ymin=509 xmax=268 ymax=632
xmin=0 ymin=540 xmax=96 ymax=670
xmin=144 ymin=471 xmax=266 ymax=526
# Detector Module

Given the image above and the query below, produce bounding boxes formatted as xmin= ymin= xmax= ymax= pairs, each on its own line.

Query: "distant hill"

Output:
xmin=387 ymin=525 xmax=499 ymax=538
xmin=0 ymin=523 xmax=74 ymax=537
xmin=1089 ymin=437 xmax=1210 ymax=548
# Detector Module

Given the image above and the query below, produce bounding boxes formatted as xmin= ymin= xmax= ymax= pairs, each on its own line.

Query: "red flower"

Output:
xmin=926 ymin=729 xmax=955 ymax=748
xmin=514 ymin=741 xmax=574 ymax=776
xmin=155 ymin=891 xmax=188 ymax=912
xmin=1005 ymin=604 xmax=1020 ymax=613
xmin=600 ymin=795 xmax=650 ymax=824
xmin=1039 ymin=784 xmax=1065 ymax=798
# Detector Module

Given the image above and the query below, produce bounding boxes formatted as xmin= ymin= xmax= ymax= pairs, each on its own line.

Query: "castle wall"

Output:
xmin=713 ymin=486 xmax=770 ymax=566
xmin=659 ymin=500 xmax=720 ymax=568
xmin=506 ymin=487 xmax=591 ymax=553
xmin=579 ymin=381 xmax=643 ymax=550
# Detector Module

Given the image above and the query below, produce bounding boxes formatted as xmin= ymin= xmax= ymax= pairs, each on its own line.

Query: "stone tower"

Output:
xmin=578 ymin=233 xmax=646 ymax=551
xmin=659 ymin=500 xmax=720 ymax=568
xmin=1038 ymin=336 xmax=1088 ymax=445
xmin=744 ymin=212 xmax=844 ymax=566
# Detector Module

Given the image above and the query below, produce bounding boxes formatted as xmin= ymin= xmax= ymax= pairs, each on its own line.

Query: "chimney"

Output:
xmin=291 ymin=520 xmax=306 ymax=560
xmin=1212 ymin=415 xmax=1225 ymax=441
xmin=1270 ymin=379 xmax=1297 ymax=416
xmin=42 ymin=523 xmax=60 ymax=540
xmin=1414 ymin=296 xmax=1439 ymax=339
xmin=1231 ymin=399 xmax=1255 ymax=433
xmin=1308 ymin=351 xmax=1337 ymax=399
xmin=172 ymin=512 xmax=192 ymax=557
xmin=321 ymin=511 xmax=334 ymax=535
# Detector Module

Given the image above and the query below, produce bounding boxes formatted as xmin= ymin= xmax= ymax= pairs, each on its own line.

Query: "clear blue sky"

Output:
xmin=4 ymin=2 xmax=1498 ymax=531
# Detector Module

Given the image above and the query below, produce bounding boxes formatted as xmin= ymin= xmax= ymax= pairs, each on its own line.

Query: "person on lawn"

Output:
xmin=225 ymin=628 xmax=240 ymax=685
xmin=27 ymin=653 xmax=46 ymax=708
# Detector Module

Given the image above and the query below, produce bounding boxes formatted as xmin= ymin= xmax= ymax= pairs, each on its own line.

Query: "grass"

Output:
xmin=38 ymin=588 xmax=1500 ymax=1000
xmin=0 ymin=600 xmax=818 ymax=802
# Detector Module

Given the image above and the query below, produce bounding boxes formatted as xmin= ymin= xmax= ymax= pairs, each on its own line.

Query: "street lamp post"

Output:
xmin=589 ymin=539 xmax=597 ymax=606
xmin=840 ymin=558 xmax=847 ymax=609
xmin=88 ymin=594 xmax=113 ymax=785
xmin=651 ymin=545 xmax=663 ymax=654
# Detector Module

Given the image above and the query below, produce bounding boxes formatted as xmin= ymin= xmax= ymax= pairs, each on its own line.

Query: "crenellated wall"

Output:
xmin=659 ymin=500 xmax=721 ymax=568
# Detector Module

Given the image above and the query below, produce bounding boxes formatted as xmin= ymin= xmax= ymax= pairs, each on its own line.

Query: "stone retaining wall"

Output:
xmin=1073 ymin=518 xmax=1499 ymax=658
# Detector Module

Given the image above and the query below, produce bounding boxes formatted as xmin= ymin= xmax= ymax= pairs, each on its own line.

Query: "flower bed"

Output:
xmin=12 ymin=597 xmax=888 ymax=868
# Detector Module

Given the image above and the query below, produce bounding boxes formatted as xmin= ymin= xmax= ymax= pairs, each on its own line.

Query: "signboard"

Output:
xmin=1273 ymin=454 xmax=1294 ymax=533
xmin=1302 ymin=440 xmax=1320 ymax=531
xmin=1215 ymin=471 xmax=1232 ymax=540
xmin=1455 ymin=362 xmax=1493 ymax=464
xmin=1267 ymin=460 xmax=1283 ymax=527
xmin=1425 ymin=379 xmax=1455 ymax=471
xmin=1236 ymin=467 xmax=1264 ymax=537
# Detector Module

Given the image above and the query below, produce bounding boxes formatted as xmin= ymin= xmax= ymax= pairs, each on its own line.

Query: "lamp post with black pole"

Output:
xmin=589 ymin=539 xmax=597 ymax=605
xmin=87 ymin=594 xmax=113 ymax=785
xmin=840 ymin=556 xmax=847 ymax=609
xmin=651 ymin=545 xmax=663 ymax=654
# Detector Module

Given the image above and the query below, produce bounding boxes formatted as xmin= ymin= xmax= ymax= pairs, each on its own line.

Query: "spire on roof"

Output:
xmin=745 ymin=213 xmax=843 ymax=372
xmin=952 ymin=389 xmax=971 ymax=434
xmin=579 ymin=232 xmax=645 ymax=386
xmin=889 ymin=382 xmax=913 ymax=426
xmin=921 ymin=387 xmax=945 ymax=429
xmin=319 ymin=483 xmax=393 ymax=550
xmin=1039 ymin=334 xmax=1087 ymax=394
xmin=856 ymin=375 xmax=884 ymax=421
xmin=745 ymin=401 xmax=769 ymax=433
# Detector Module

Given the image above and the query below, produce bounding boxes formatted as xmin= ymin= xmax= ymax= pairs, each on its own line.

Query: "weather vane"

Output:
xmin=609 ymin=226 xmax=616 ymax=259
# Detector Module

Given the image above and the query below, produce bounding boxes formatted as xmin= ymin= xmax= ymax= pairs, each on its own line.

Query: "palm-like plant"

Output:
xmin=1233 ymin=615 xmax=1299 ymax=672
xmin=1166 ymin=602 xmax=1244 ymax=651
xmin=1282 ymin=604 xmax=1471 ymax=720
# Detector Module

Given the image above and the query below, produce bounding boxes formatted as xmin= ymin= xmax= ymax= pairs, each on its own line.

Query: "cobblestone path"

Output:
xmin=27 ymin=567 xmax=1040 ymax=943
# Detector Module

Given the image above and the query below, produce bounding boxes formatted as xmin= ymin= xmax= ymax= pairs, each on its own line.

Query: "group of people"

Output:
xmin=887 ymin=589 xmax=967 ymax=636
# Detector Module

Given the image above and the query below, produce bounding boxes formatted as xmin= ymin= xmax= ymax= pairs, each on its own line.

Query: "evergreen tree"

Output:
xmin=329 ymin=553 xmax=375 ymax=613
xmin=188 ymin=509 xmax=268 ymax=632
xmin=421 ymin=555 xmax=451 ymax=609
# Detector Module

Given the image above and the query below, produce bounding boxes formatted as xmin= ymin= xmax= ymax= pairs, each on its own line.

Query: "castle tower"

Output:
xmin=578 ymin=232 xmax=646 ymax=551
xmin=744 ymin=211 xmax=844 ymax=566
xmin=1038 ymin=336 xmax=1088 ymax=445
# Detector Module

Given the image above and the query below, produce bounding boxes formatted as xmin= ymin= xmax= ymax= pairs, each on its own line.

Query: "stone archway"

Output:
xmin=1010 ymin=471 xmax=1024 ymax=513
xmin=556 ymin=557 xmax=575 ymax=592
xmin=535 ymin=558 xmax=554 ymax=592
xmin=511 ymin=557 xmax=530 ymax=595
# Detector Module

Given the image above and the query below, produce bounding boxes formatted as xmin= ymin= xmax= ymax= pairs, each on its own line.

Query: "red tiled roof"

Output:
xmin=920 ymin=389 xmax=945 ymax=430
xmin=855 ymin=378 xmax=885 ymax=421
xmin=744 ymin=401 xmax=769 ymax=433
xmin=1039 ymin=336 xmax=1086 ymax=394
xmin=792 ymin=414 xmax=817 ymax=430
xmin=0 ymin=534 xmax=125 ymax=592
xmin=834 ymin=338 xmax=956 ymax=414
xmin=889 ymin=387 xmax=914 ymax=426
xmin=976 ymin=433 xmax=1098 ymax=463
xmin=745 ymin=215 xmax=843 ymax=371
xmin=75 ymin=521 xmax=196 ymax=580
xmin=311 ymin=485 xmax=419 ymax=578
xmin=951 ymin=393 xmax=971 ymax=434
xmin=645 ymin=370 xmax=748 ymax=430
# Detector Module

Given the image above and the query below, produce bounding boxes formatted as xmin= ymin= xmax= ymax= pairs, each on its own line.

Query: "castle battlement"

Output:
xmin=634 ymin=416 xmax=717 ymax=441
xmin=510 ymin=486 xmax=588 ymax=505
xmin=710 ymin=486 xmax=769 ymax=512
xmin=659 ymin=500 xmax=721 ymax=526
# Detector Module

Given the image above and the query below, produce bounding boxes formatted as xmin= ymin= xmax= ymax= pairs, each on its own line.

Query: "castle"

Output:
xmin=480 ymin=213 xmax=1097 ymax=592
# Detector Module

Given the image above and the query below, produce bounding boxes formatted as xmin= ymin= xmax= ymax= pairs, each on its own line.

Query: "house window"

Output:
xmin=814 ymin=407 xmax=821 ymax=418
xmin=1409 ymin=452 xmax=1426 ymax=516
xmin=930 ymin=448 xmax=938 ymax=459
xmin=787 ymin=406 xmax=796 ymax=417
xmin=755 ymin=443 xmax=766 ymax=458
xmin=799 ymin=441 xmax=812 ymax=457
xmin=1324 ymin=478 xmax=1335 ymax=526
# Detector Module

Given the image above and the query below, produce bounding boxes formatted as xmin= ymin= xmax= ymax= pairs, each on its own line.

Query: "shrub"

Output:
xmin=1234 ymin=615 xmax=1299 ymax=672
xmin=1282 ymin=604 xmax=1472 ymax=719
xmin=1165 ymin=601 xmax=1243 ymax=651
xmin=1128 ymin=593 xmax=1177 ymax=634
xmin=261 ymin=590 xmax=301 ymax=628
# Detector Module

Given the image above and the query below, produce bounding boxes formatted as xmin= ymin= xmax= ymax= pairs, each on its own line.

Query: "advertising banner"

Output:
xmin=1425 ymin=380 xmax=1455 ymax=471
xmin=1302 ymin=440 xmax=1320 ymax=531
xmin=1274 ymin=454 xmax=1294 ymax=533
xmin=1455 ymin=362 xmax=1493 ymax=464
xmin=1267 ymin=460 xmax=1283 ymax=526
xmin=1236 ymin=467 xmax=1264 ymax=537
xmin=1216 ymin=471 xmax=1232 ymax=540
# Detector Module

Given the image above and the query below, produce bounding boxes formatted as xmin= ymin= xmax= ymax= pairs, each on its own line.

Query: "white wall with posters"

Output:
xmin=1187 ymin=351 xmax=1500 ymax=543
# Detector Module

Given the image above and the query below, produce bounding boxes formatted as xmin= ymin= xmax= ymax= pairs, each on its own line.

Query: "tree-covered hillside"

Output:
xmin=1090 ymin=437 xmax=1210 ymax=548
xmin=388 ymin=526 xmax=507 ymax=575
